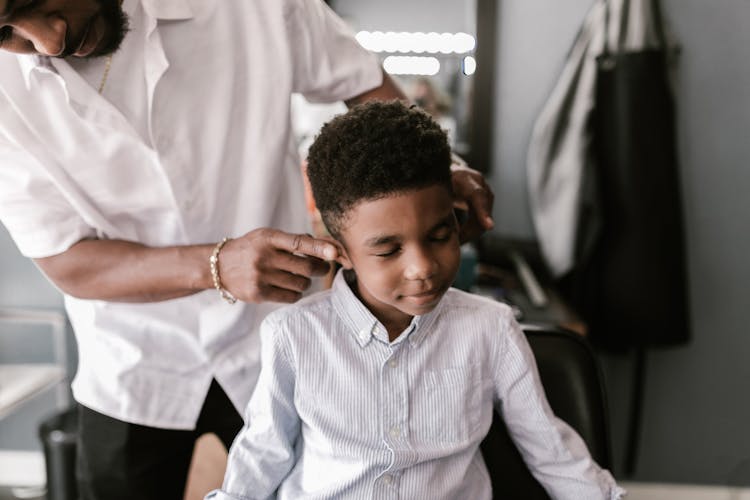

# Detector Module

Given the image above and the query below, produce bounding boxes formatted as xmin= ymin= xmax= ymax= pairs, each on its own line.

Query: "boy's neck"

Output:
xmin=384 ymin=323 xmax=409 ymax=342
xmin=343 ymin=269 xmax=412 ymax=342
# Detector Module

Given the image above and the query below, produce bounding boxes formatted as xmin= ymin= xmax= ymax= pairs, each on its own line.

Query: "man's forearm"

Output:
xmin=34 ymin=239 xmax=214 ymax=302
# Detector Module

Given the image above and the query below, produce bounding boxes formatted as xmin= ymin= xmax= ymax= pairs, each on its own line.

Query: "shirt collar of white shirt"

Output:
xmin=16 ymin=0 xmax=193 ymax=84
xmin=330 ymin=269 xmax=444 ymax=349
xmin=140 ymin=0 xmax=193 ymax=21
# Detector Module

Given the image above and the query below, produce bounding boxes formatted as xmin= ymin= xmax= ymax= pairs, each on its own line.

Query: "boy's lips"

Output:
xmin=403 ymin=287 xmax=443 ymax=306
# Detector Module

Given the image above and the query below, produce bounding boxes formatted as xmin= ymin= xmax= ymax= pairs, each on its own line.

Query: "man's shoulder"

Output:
xmin=0 ymin=51 xmax=20 ymax=65
xmin=0 ymin=53 xmax=24 ymax=87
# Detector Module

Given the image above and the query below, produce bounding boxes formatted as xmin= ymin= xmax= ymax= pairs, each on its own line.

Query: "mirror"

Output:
xmin=329 ymin=0 xmax=478 ymax=159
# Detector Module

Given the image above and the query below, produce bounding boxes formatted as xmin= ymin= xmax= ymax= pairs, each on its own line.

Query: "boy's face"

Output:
xmin=337 ymin=184 xmax=460 ymax=334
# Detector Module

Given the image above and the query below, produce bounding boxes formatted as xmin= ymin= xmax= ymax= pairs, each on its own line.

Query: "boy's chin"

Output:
xmin=399 ymin=291 xmax=445 ymax=314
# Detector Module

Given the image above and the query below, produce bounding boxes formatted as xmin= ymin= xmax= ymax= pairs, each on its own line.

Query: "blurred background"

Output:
xmin=2 ymin=0 xmax=749 ymax=498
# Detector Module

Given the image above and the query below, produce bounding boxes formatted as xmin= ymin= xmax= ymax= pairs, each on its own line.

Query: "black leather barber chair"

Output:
xmin=481 ymin=328 xmax=613 ymax=500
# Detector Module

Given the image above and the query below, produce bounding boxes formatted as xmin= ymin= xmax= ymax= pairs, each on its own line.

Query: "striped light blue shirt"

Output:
xmin=207 ymin=270 xmax=624 ymax=500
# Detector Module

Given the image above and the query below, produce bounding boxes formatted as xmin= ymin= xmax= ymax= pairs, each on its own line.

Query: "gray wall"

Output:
xmin=0 ymin=226 xmax=71 ymax=451
xmin=491 ymin=0 xmax=750 ymax=485
xmin=332 ymin=0 xmax=475 ymax=34
xmin=0 ymin=228 xmax=64 ymax=309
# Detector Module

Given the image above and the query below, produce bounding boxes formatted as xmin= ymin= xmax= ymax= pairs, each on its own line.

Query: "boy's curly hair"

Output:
xmin=306 ymin=100 xmax=452 ymax=238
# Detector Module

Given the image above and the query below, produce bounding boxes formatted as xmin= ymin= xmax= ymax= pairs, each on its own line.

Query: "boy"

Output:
xmin=207 ymin=101 xmax=624 ymax=499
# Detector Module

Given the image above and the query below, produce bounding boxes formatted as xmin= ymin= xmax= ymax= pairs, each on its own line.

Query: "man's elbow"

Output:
xmin=34 ymin=250 xmax=92 ymax=299
xmin=345 ymin=70 xmax=408 ymax=107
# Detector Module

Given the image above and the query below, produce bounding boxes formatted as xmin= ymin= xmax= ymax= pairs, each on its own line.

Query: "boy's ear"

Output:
xmin=320 ymin=236 xmax=353 ymax=269
xmin=337 ymin=245 xmax=353 ymax=270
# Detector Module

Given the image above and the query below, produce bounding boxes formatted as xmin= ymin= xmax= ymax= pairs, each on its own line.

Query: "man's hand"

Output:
xmin=219 ymin=228 xmax=338 ymax=304
xmin=451 ymin=159 xmax=495 ymax=242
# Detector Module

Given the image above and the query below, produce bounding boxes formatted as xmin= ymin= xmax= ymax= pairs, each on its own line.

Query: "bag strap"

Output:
xmin=650 ymin=0 xmax=668 ymax=50
xmin=616 ymin=0 xmax=631 ymax=52
xmin=601 ymin=0 xmax=626 ymax=56
xmin=602 ymin=0 xmax=611 ymax=57
xmin=602 ymin=0 xmax=667 ymax=56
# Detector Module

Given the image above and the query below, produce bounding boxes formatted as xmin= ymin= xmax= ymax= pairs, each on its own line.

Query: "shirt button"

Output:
xmin=382 ymin=474 xmax=392 ymax=485
xmin=389 ymin=427 xmax=400 ymax=438
xmin=388 ymin=359 xmax=398 ymax=368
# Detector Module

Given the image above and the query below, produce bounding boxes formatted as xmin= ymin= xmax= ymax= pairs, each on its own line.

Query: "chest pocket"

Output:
xmin=416 ymin=365 xmax=483 ymax=445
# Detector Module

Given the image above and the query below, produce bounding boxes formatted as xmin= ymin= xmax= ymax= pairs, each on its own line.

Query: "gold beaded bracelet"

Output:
xmin=209 ymin=237 xmax=237 ymax=304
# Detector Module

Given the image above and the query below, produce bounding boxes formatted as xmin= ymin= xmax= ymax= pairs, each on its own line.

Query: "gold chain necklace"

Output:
xmin=97 ymin=54 xmax=114 ymax=94
xmin=97 ymin=0 xmax=122 ymax=94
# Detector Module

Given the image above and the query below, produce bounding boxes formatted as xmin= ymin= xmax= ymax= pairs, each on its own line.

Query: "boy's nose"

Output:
xmin=11 ymin=14 xmax=68 ymax=56
xmin=404 ymin=249 xmax=438 ymax=281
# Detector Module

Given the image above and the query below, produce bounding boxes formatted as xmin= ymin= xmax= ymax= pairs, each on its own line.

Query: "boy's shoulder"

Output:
xmin=261 ymin=287 xmax=337 ymax=334
xmin=265 ymin=286 xmax=334 ymax=317
xmin=434 ymin=289 xmax=522 ymax=357
xmin=440 ymin=287 xmax=517 ymax=322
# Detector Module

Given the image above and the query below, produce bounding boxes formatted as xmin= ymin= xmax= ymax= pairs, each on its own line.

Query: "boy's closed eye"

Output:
xmin=429 ymin=223 xmax=456 ymax=242
xmin=371 ymin=222 xmax=456 ymax=258
xmin=375 ymin=246 xmax=401 ymax=258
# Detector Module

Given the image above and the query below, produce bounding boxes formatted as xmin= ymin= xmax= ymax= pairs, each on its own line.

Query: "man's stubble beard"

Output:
xmin=73 ymin=0 xmax=130 ymax=59
xmin=88 ymin=0 xmax=129 ymax=58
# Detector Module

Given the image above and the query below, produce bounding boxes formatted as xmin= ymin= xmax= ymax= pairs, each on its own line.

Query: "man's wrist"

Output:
xmin=180 ymin=244 xmax=216 ymax=292
xmin=209 ymin=238 xmax=237 ymax=304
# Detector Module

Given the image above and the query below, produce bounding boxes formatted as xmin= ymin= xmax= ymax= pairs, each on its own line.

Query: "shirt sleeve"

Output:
xmin=492 ymin=317 xmax=626 ymax=500
xmin=210 ymin=317 xmax=301 ymax=500
xmin=283 ymin=0 xmax=383 ymax=103
xmin=0 ymin=139 xmax=95 ymax=258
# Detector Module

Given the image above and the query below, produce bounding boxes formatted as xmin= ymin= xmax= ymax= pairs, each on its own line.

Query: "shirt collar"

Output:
xmin=140 ymin=0 xmax=193 ymax=21
xmin=16 ymin=54 xmax=49 ymax=88
xmin=330 ymin=269 xmax=444 ymax=349
xmin=15 ymin=0 xmax=193 ymax=84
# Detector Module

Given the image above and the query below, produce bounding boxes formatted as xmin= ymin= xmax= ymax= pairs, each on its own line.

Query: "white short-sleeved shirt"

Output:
xmin=0 ymin=0 xmax=382 ymax=429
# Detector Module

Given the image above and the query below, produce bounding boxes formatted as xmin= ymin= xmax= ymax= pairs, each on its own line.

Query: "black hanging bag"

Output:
xmin=570 ymin=0 xmax=689 ymax=350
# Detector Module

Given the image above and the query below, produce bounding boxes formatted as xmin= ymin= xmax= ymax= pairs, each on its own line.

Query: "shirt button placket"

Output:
xmin=374 ymin=473 xmax=399 ymax=500
xmin=382 ymin=345 xmax=411 ymax=478
xmin=384 ymin=348 xmax=402 ymax=443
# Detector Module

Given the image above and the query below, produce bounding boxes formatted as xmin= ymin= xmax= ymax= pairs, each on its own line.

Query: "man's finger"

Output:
xmin=451 ymin=169 xmax=495 ymax=232
xmin=262 ymin=269 xmax=313 ymax=294
xmin=458 ymin=210 xmax=483 ymax=243
xmin=268 ymin=230 xmax=338 ymax=261
xmin=258 ymin=284 xmax=303 ymax=304
xmin=466 ymin=185 xmax=495 ymax=230
xmin=270 ymin=251 xmax=331 ymax=278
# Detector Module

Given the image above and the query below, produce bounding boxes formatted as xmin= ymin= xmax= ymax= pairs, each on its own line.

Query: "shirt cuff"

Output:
xmin=611 ymin=484 xmax=627 ymax=499
xmin=204 ymin=489 xmax=247 ymax=500
xmin=8 ymin=221 xmax=95 ymax=258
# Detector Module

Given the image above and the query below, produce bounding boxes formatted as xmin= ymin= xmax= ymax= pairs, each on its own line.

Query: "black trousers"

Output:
xmin=76 ymin=379 xmax=244 ymax=500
